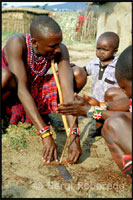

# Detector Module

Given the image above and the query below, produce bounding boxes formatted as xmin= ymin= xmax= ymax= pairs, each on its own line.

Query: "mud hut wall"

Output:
xmin=2 ymin=11 xmax=47 ymax=33
xmin=96 ymin=2 xmax=132 ymax=52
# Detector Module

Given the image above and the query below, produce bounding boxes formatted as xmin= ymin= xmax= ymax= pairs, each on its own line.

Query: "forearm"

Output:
xmin=18 ymin=88 xmax=46 ymax=131
xmin=58 ymin=65 xmax=77 ymax=127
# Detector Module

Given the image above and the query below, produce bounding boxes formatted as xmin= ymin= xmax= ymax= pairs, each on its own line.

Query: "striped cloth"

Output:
xmin=122 ymin=154 xmax=132 ymax=175
xmin=2 ymin=34 xmax=58 ymax=124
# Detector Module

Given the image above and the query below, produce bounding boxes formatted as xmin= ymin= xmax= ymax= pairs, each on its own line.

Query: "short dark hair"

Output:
xmin=30 ymin=15 xmax=61 ymax=38
xmin=98 ymin=32 xmax=119 ymax=49
xmin=115 ymin=45 xmax=132 ymax=81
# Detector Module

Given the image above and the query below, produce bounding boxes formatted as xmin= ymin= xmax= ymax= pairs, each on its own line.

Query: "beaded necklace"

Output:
xmin=29 ymin=39 xmax=48 ymax=77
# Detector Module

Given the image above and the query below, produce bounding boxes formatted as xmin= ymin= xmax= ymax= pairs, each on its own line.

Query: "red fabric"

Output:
xmin=76 ymin=16 xmax=89 ymax=32
xmin=2 ymin=34 xmax=58 ymax=125
xmin=122 ymin=154 xmax=132 ymax=175
xmin=129 ymin=99 xmax=132 ymax=112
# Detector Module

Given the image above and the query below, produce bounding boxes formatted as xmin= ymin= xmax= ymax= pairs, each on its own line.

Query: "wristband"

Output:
xmin=41 ymin=132 xmax=51 ymax=139
xmin=38 ymin=126 xmax=52 ymax=139
xmin=68 ymin=127 xmax=80 ymax=136
xmin=93 ymin=106 xmax=103 ymax=120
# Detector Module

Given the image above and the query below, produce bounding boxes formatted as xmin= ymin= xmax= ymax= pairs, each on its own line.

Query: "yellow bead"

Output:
xmin=41 ymin=132 xmax=50 ymax=139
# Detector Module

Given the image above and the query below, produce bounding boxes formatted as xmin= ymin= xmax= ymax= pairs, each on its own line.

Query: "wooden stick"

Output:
xmin=60 ymin=116 xmax=77 ymax=163
xmin=51 ymin=60 xmax=69 ymax=136
xmin=51 ymin=60 xmax=77 ymax=163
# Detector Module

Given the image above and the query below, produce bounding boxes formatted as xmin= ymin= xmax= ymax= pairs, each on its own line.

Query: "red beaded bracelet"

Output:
xmin=38 ymin=126 xmax=50 ymax=136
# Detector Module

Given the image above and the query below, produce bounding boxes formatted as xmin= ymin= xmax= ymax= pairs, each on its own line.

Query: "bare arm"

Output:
xmin=57 ymin=44 xmax=82 ymax=163
xmin=6 ymin=34 xmax=46 ymax=131
xmin=57 ymin=43 xmax=76 ymax=127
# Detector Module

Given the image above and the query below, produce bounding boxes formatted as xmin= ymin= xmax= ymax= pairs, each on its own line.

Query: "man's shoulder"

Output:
xmin=5 ymin=33 xmax=27 ymax=50
xmin=6 ymin=33 xmax=26 ymax=45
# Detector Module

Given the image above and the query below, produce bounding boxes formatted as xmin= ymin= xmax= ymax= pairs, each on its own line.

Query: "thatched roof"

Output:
xmin=2 ymin=7 xmax=51 ymax=15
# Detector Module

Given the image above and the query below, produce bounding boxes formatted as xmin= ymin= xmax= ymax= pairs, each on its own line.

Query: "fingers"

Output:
xmin=67 ymin=152 xmax=75 ymax=163
xmin=74 ymin=94 xmax=83 ymax=101
xmin=54 ymin=148 xmax=58 ymax=162
xmin=42 ymin=149 xmax=50 ymax=163
xmin=66 ymin=152 xmax=80 ymax=164
xmin=42 ymin=135 xmax=58 ymax=164
xmin=83 ymin=94 xmax=90 ymax=100
xmin=42 ymin=147 xmax=58 ymax=163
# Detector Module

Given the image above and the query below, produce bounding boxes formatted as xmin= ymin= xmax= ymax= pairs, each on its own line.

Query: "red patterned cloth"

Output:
xmin=122 ymin=154 xmax=132 ymax=175
xmin=2 ymin=34 xmax=58 ymax=124
xmin=129 ymin=99 xmax=132 ymax=112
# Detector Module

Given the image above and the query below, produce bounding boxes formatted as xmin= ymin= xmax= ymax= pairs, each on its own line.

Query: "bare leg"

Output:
xmin=2 ymin=68 xmax=17 ymax=116
xmin=93 ymin=87 xmax=129 ymax=137
xmin=102 ymin=113 xmax=132 ymax=181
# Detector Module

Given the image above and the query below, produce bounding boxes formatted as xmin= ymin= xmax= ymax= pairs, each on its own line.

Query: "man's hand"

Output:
xmin=42 ymin=136 xmax=58 ymax=163
xmin=66 ymin=134 xmax=82 ymax=164
xmin=55 ymin=93 xmax=91 ymax=117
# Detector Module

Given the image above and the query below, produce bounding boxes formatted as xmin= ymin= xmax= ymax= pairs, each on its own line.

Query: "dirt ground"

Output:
xmin=2 ymin=43 xmax=132 ymax=198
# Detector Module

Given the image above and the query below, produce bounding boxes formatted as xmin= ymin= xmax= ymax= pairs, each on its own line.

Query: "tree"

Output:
xmin=2 ymin=3 xmax=8 ymax=8
xmin=42 ymin=4 xmax=48 ymax=10
xmin=32 ymin=5 xmax=40 ymax=9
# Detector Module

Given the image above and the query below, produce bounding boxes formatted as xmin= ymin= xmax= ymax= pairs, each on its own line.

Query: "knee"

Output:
xmin=2 ymin=68 xmax=17 ymax=90
xmin=72 ymin=66 xmax=87 ymax=91
xmin=102 ymin=114 xmax=123 ymax=142
xmin=2 ymin=68 xmax=12 ymax=88
xmin=104 ymin=87 xmax=126 ymax=102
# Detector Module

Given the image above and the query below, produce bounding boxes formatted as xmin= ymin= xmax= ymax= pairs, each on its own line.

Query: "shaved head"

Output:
xmin=30 ymin=15 xmax=61 ymax=39
xmin=98 ymin=32 xmax=119 ymax=49
xmin=115 ymin=45 xmax=132 ymax=81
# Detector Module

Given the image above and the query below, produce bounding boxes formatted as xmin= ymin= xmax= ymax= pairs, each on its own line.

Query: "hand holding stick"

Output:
xmin=60 ymin=116 xmax=77 ymax=163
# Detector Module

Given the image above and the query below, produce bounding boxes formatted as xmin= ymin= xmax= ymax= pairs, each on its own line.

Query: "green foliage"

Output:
xmin=32 ymin=5 xmax=40 ymax=8
xmin=2 ymin=120 xmax=37 ymax=149
xmin=2 ymin=31 xmax=17 ymax=46
xmin=2 ymin=32 xmax=16 ymax=40
xmin=42 ymin=4 xmax=48 ymax=10
xmin=9 ymin=134 xmax=27 ymax=149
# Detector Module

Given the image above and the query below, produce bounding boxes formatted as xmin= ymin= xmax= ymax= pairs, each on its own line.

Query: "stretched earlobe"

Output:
xmin=31 ymin=38 xmax=38 ymax=48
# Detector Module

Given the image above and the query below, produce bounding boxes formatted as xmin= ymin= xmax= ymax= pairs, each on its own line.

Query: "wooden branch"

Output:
xmin=51 ymin=60 xmax=69 ymax=136
xmin=60 ymin=116 xmax=77 ymax=163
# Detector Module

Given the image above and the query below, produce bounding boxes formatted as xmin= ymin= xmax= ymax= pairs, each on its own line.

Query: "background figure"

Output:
xmin=75 ymin=14 xmax=89 ymax=41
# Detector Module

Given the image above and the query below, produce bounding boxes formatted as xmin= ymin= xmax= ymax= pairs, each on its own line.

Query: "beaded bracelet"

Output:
xmin=68 ymin=127 xmax=80 ymax=136
xmin=38 ymin=126 xmax=52 ymax=139
xmin=93 ymin=106 xmax=103 ymax=120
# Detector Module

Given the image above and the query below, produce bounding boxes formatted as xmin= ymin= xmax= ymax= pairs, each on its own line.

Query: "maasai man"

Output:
xmin=56 ymin=45 xmax=132 ymax=181
xmin=2 ymin=15 xmax=86 ymax=164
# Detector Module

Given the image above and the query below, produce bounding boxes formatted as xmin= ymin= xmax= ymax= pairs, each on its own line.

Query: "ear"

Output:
xmin=31 ymin=38 xmax=38 ymax=48
xmin=114 ymin=48 xmax=118 ymax=54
